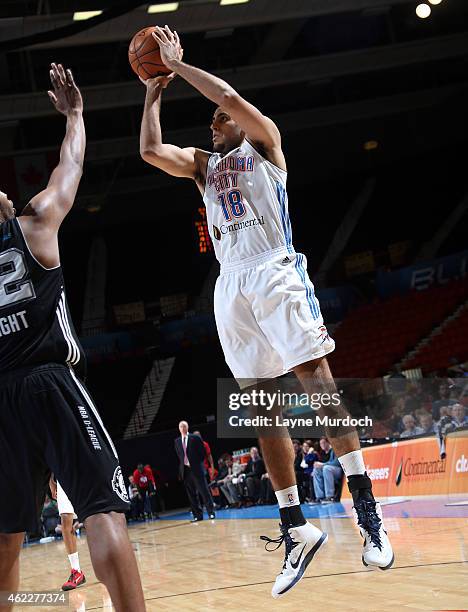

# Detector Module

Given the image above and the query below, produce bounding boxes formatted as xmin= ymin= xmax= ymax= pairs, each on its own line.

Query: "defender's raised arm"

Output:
xmin=25 ymin=63 xmax=85 ymax=228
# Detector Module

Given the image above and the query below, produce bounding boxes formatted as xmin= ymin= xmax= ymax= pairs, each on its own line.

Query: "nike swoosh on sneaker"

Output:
xmin=290 ymin=543 xmax=307 ymax=570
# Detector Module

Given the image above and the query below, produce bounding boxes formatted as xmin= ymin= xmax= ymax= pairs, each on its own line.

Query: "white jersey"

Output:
xmin=203 ymin=139 xmax=292 ymax=269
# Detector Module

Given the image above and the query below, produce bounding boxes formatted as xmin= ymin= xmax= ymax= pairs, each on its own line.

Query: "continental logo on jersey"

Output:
xmin=219 ymin=215 xmax=265 ymax=236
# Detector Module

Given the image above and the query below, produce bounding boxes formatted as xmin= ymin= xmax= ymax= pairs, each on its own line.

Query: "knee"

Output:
xmin=0 ymin=533 xmax=23 ymax=571
xmin=61 ymin=514 xmax=74 ymax=530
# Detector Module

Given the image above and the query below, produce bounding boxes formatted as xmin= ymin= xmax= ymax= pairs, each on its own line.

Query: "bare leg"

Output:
xmin=252 ymin=378 xmax=297 ymax=492
xmin=0 ymin=532 xmax=24 ymax=612
xmin=85 ymin=512 xmax=145 ymax=612
xmin=258 ymin=435 xmax=296 ymax=491
xmin=61 ymin=514 xmax=77 ymax=556
xmin=294 ymin=357 xmax=361 ymax=455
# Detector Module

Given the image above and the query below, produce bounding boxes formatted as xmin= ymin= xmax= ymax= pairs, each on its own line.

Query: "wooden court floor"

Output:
xmin=16 ymin=516 xmax=468 ymax=611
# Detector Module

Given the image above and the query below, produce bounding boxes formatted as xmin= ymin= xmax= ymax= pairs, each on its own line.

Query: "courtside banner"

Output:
xmin=341 ymin=430 xmax=468 ymax=498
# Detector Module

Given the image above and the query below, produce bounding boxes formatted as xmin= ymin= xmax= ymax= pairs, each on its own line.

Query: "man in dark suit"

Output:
xmin=175 ymin=421 xmax=215 ymax=522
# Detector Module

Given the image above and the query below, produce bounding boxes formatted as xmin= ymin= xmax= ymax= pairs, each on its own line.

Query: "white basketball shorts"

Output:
xmin=57 ymin=480 xmax=77 ymax=518
xmin=214 ymin=248 xmax=335 ymax=387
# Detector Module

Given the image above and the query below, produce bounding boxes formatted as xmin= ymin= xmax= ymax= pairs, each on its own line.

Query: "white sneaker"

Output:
xmin=261 ymin=521 xmax=328 ymax=599
xmin=352 ymin=499 xmax=394 ymax=570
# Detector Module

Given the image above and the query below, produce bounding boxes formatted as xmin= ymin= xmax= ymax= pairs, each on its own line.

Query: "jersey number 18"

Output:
xmin=218 ymin=189 xmax=246 ymax=221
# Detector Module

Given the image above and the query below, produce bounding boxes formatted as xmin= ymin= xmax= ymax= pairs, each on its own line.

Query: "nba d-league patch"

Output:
xmin=111 ymin=466 xmax=129 ymax=502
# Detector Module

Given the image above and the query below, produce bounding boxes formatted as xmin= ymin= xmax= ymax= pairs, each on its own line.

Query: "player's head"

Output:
xmin=210 ymin=107 xmax=245 ymax=154
xmin=250 ymin=446 xmax=259 ymax=459
xmin=0 ymin=191 xmax=15 ymax=222
xmin=319 ymin=436 xmax=331 ymax=451
xmin=179 ymin=420 xmax=189 ymax=435
xmin=137 ymin=463 xmax=144 ymax=472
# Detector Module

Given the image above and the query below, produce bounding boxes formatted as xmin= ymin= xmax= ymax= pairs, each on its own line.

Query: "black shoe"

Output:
xmin=209 ymin=512 xmax=216 ymax=519
xmin=191 ymin=516 xmax=203 ymax=523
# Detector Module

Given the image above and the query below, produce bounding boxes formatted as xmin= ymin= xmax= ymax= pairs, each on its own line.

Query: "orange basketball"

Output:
xmin=128 ymin=27 xmax=172 ymax=80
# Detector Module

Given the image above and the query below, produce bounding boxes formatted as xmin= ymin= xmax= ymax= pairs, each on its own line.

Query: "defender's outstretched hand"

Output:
xmin=48 ymin=63 xmax=83 ymax=115
xmin=139 ymin=73 xmax=176 ymax=91
xmin=152 ymin=25 xmax=183 ymax=71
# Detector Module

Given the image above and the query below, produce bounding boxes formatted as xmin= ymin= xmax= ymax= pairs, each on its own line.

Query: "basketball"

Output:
xmin=128 ymin=27 xmax=172 ymax=80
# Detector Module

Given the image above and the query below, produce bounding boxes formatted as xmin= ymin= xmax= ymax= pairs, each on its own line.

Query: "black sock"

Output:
xmin=279 ymin=504 xmax=306 ymax=527
xmin=347 ymin=473 xmax=375 ymax=504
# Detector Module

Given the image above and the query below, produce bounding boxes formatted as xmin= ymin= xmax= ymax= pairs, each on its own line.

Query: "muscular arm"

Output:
xmin=19 ymin=64 xmax=85 ymax=268
xmin=25 ymin=110 xmax=84 ymax=226
xmin=140 ymin=78 xmax=209 ymax=185
xmin=23 ymin=65 xmax=85 ymax=229
xmin=153 ymin=27 xmax=284 ymax=167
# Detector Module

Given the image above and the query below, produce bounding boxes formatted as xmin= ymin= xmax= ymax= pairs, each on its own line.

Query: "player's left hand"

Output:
xmin=48 ymin=63 xmax=83 ymax=115
xmin=152 ymin=25 xmax=183 ymax=71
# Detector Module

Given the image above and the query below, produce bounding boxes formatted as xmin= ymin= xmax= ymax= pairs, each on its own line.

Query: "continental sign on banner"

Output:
xmin=341 ymin=430 xmax=468 ymax=498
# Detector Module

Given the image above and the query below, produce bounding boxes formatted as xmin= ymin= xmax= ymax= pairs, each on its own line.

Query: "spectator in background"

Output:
xmin=144 ymin=464 xmax=160 ymax=519
xmin=419 ymin=413 xmax=436 ymax=435
xmin=390 ymin=395 xmax=407 ymax=435
xmin=241 ymin=447 xmax=266 ymax=503
xmin=404 ymin=382 xmax=429 ymax=414
xmin=292 ymin=439 xmax=306 ymax=500
xmin=210 ymin=456 xmax=229 ymax=508
xmin=400 ymin=414 xmax=424 ymax=438
xmin=42 ymin=495 xmax=59 ymax=536
xmin=127 ymin=475 xmax=143 ymax=521
xmin=432 ymin=382 xmax=458 ymax=421
xmin=193 ymin=430 xmax=215 ymax=480
xmin=218 ymin=455 xmax=241 ymax=507
xmin=312 ymin=438 xmax=343 ymax=504
xmin=175 ymin=420 xmax=215 ymax=521
xmin=452 ymin=404 xmax=468 ymax=428
xmin=300 ymin=442 xmax=319 ymax=502
xmin=133 ymin=463 xmax=156 ymax=519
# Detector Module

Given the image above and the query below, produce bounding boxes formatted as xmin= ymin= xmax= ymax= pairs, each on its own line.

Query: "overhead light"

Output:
xmin=73 ymin=10 xmax=102 ymax=20
xmin=148 ymin=2 xmax=179 ymax=13
xmin=363 ymin=140 xmax=379 ymax=151
xmin=428 ymin=0 xmax=442 ymax=4
xmin=415 ymin=3 xmax=431 ymax=18
xmin=220 ymin=0 xmax=250 ymax=6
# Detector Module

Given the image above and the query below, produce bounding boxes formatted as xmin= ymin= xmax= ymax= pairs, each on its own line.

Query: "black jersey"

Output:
xmin=0 ymin=217 xmax=85 ymax=377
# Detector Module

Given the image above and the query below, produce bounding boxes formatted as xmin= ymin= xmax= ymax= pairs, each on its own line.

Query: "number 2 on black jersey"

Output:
xmin=0 ymin=248 xmax=36 ymax=309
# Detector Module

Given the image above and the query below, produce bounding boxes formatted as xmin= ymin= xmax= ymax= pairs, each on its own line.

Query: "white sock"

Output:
xmin=339 ymin=450 xmax=366 ymax=477
xmin=68 ymin=552 xmax=80 ymax=572
xmin=275 ymin=485 xmax=300 ymax=508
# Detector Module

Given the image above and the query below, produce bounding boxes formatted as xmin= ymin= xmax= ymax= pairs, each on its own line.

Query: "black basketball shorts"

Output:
xmin=0 ymin=363 xmax=129 ymax=534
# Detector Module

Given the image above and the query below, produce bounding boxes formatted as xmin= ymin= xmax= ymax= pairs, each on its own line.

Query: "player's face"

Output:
xmin=0 ymin=190 xmax=15 ymax=220
xmin=210 ymin=108 xmax=244 ymax=154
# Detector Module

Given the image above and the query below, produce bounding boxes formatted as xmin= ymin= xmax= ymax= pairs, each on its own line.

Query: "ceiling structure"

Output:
xmin=0 ymin=0 xmax=467 ymax=222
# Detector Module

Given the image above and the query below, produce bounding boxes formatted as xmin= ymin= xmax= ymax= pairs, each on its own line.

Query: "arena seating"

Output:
xmin=328 ymin=278 xmax=468 ymax=377
xmin=402 ymin=302 xmax=468 ymax=373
